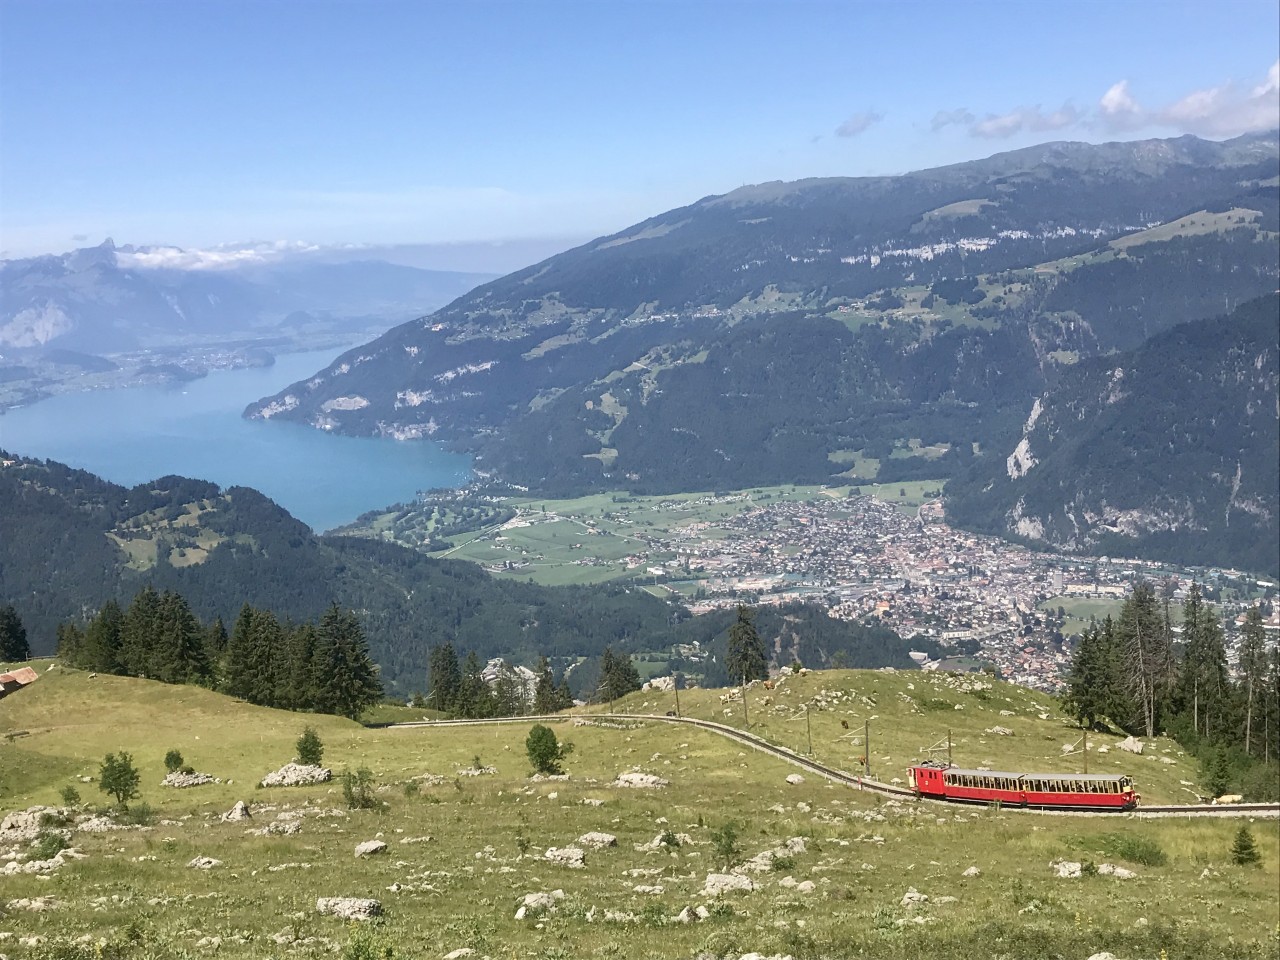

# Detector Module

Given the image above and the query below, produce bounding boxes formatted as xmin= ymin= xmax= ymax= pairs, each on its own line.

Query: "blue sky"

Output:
xmin=2 ymin=0 xmax=1277 ymax=268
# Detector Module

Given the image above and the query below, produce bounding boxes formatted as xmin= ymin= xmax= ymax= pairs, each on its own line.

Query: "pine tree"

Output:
xmin=492 ymin=661 xmax=529 ymax=717
xmin=726 ymin=604 xmax=769 ymax=685
xmin=310 ymin=604 xmax=382 ymax=720
xmin=151 ymin=591 xmax=210 ymax=685
xmin=1064 ymin=620 xmax=1121 ymax=729
xmin=281 ymin=622 xmax=318 ymax=711
xmin=204 ymin=616 xmax=228 ymax=666
xmin=80 ymin=600 xmax=123 ymax=673
xmin=222 ymin=603 xmax=258 ymax=701
xmin=120 ymin=586 xmax=162 ymax=677
xmin=0 ymin=605 xmax=29 ymax=661
xmin=1230 ymin=825 xmax=1261 ymax=866
xmin=533 ymin=656 xmax=559 ymax=714
xmin=56 ymin=621 xmax=84 ymax=664
xmin=429 ymin=642 xmax=463 ymax=714
xmin=1116 ymin=581 xmax=1173 ymax=738
xmin=597 ymin=646 xmax=641 ymax=703
xmin=554 ymin=677 xmax=575 ymax=710
xmin=1240 ymin=607 xmax=1268 ymax=756
xmin=457 ymin=651 xmax=494 ymax=719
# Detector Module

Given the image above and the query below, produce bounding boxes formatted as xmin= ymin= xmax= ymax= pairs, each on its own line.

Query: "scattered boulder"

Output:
xmin=316 ymin=897 xmax=381 ymax=921
xmin=1053 ymin=860 xmax=1082 ymax=879
xmin=1085 ymin=954 xmax=1119 ymax=960
xmin=543 ymin=846 xmax=586 ymax=868
xmin=702 ymin=873 xmax=755 ymax=897
xmin=161 ymin=771 xmax=219 ymax=788
xmin=576 ymin=832 xmax=617 ymax=849
xmin=1117 ymin=736 xmax=1144 ymax=755
xmin=6 ymin=897 xmax=60 ymax=911
xmin=901 ymin=887 xmax=928 ymax=907
xmin=515 ymin=890 xmax=564 ymax=919
xmin=221 ymin=801 xmax=251 ymax=822
xmin=1097 ymin=863 xmax=1136 ymax=879
xmin=985 ymin=726 xmax=1013 ymax=736
xmin=443 ymin=950 xmax=476 ymax=960
xmin=0 ymin=806 xmax=65 ymax=844
xmin=739 ymin=837 xmax=806 ymax=873
xmin=962 ymin=866 xmax=981 ymax=878
xmin=187 ymin=857 xmax=222 ymax=870
xmin=613 ymin=772 xmax=669 ymax=789
xmin=355 ymin=840 xmax=388 ymax=858
xmin=785 ymin=774 xmax=805 ymax=785
xmin=260 ymin=763 xmax=332 ymax=787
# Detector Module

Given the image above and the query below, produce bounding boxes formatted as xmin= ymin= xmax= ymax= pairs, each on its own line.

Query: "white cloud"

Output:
xmin=970 ymin=103 xmax=1081 ymax=139
xmin=1097 ymin=61 xmax=1280 ymax=137
xmin=117 ymin=239 xmax=321 ymax=271
xmin=931 ymin=108 xmax=975 ymax=132
xmin=835 ymin=110 xmax=884 ymax=138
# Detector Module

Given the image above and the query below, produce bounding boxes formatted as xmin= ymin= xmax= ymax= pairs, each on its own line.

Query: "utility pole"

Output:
xmin=864 ymin=719 xmax=871 ymax=779
xmin=741 ymin=670 xmax=749 ymax=728
xmin=806 ymin=703 xmax=813 ymax=755
xmin=673 ymin=673 xmax=681 ymax=718
xmin=1083 ymin=727 xmax=1088 ymax=775
xmin=947 ymin=729 xmax=952 ymax=766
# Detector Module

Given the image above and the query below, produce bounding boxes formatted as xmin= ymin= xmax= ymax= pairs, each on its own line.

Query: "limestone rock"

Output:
xmin=220 ymin=801 xmax=251 ymax=822
xmin=576 ymin=832 xmax=617 ymax=849
xmin=613 ymin=771 xmax=669 ymax=789
xmin=515 ymin=889 xmax=564 ymax=919
xmin=187 ymin=857 xmax=222 ymax=870
xmin=355 ymin=840 xmax=388 ymax=858
xmin=901 ymin=887 xmax=928 ymax=906
xmin=1053 ymin=860 xmax=1082 ymax=878
xmin=543 ymin=845 xmax=586 ymax=868
xmin=316 ymin=897 xmax=382 ymax=921
xmin=1117 ymin=736 xmax=1144 ymax=755
xmin=702 ymin=872 xmax=755 ymax=896
xmin=785 ymin=774 xmax=805 ymax=785
xmin=260 ymin=763 xmax=332 ymax=787
xmin=0 ymin=806 xmax=65 ymax=844
xmin=962 ymin=866 xmax=981 ymax=877
xmin=161 ymin=771 xmax=218 ymax=788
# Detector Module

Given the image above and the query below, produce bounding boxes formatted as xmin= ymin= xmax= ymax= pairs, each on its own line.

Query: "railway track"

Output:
xmin=386 ymin=712 xmax=1279 ymax=819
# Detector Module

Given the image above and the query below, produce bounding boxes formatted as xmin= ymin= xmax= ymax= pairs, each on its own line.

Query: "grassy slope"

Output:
xmin=0 ymin=664 xmax=1275 ymax=959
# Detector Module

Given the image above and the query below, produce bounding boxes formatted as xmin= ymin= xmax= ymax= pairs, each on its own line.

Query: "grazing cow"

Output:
xmin=1213 ymin=794 xmax=1244 ymax=805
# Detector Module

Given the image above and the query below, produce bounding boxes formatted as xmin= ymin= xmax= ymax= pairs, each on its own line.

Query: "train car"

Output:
xmin=908 ymin=761 xmax=1138 ymax=810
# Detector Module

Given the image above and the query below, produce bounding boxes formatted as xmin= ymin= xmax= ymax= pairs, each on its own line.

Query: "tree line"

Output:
xmin=1064 ymin=580 xmax=1279 ymax=799
xmin=55 ymin=587 xmax=382 ymax=719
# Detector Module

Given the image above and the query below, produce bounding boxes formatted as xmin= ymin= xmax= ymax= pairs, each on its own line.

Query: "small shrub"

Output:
xmin=710 ymin=821 xmax=741 ymax=868
xmin=297 ymin=726 xmax=324 ymax=766
xmin=163 ymin=749 xmax=184 ymax=774
xmin=29 ymin=829 xmax=68 ymax=861
xmin=179 ymin=765 xmax=195 ymax=775
xmin=770 ymin=854 xmax=796 ymax=872
xmin=1107 ymin=833 xmax=1168 ymax=867
xmin=515 ymin=814 xmax=532 ymax=855
xmin=658 ymin=829 xmax=682 ymax=849
xmin=1231 ymin=825 xmax=1261 ymax=867
xmin=341 ymin=928 xmax=398 ymax=960
xmin=526 ymin=724 xmax=571 ymax=775
xmin=117 ymin=802 xmax=156 ymax=826
xmin=403 ymin=781 xmax=420 ymax=799
xmin=1081 ymin=860 xmax=1099 ymax=877
xmin=98 ymin=751 xmax=141 ymax=808
xmin=342 ymin=768 xmax=379 ymax=810
xmin=59 ymin=785 xmax=81 ymax=807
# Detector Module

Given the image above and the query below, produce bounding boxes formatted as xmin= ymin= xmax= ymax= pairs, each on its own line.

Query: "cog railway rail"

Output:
xmin=388 ymin=712 xmax=1280 ymax=819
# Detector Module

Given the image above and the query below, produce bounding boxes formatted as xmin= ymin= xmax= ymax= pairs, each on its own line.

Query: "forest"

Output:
xmin=1064 ymin=580 xmax=1280 ymax=800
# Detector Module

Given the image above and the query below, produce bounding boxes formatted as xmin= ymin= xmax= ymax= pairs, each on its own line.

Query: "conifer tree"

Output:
xmin=151 ymin=591 xmax=210 ymax=685
xmin=0 ymin=605 xmax=29 ymax=662
xmin=597 ymin=646 xmax=642 ymax=703
xmin=1231 ymin=825 xmax=1261 ymax=866
xmin=1064 ymin=619 xmax=1121 ymax=729
xmin=120 ymin=586 xmax=162 ymax=677
xmin=56 ymin=621 xmax=84 ymax=664
xmin=457 ymin=650 xmax=494 ymax=719
xmin=1240 ymin=607 xmax=1268 ymax=756
xmin=429 ymin=642 xmax=462 ymax=714
xmin=79 ymin=600 xmax=123 ymax=673
xmin=222 ymin=603 xmax=258 ymax=701
xmin=310 ymin=603 xmax=382 ymax=720
xmin=726 ymin=604 xmax=769 ymax=685
xmin=281 ymin=622 xmax=318 ymax=711
xmin=1116 ymin=580 xmax=1172 ymax=738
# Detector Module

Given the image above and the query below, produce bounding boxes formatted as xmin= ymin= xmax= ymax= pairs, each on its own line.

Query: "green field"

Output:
xmin=1040 ymin=596 xmax=1189 ymax=638
xmin=0 ymin=663 xmax=1276 ymax=959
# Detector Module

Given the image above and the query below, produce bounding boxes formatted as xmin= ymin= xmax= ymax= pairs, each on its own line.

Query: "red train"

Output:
xmin=908 ymin=761 xmax=1139 ymax=810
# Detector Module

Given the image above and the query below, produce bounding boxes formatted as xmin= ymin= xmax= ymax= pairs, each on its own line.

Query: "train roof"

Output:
xmin=934 ymin=767 xmax=1130 ymax=782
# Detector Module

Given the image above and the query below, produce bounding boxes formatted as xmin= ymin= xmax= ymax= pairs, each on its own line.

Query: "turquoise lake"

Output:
xmin=0 ymin=348 xmax=471 ymax=532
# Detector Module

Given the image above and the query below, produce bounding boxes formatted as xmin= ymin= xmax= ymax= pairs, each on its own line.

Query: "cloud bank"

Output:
xmin=116 ymin=240 xmax=322 ymax=271
xmin=835 ymin=110 xmax=884 ymax=137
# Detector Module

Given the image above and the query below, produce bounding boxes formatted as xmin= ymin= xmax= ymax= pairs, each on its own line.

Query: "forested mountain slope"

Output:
xmin=0 ymin=455 xmax=919 ymax=688
xmin=945 ymin=295 xmax=1280 ymax=575
xmin=246 ymin=133 xmax=1278 ymax=505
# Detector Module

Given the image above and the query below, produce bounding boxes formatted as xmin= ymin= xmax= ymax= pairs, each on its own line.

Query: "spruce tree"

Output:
xmin=0 ymin=605 xmax=29 ymax=661
xmin=56 ymin=621 xmax=83 ymax=665
xmin=457 ymin=651 xmax=494 ymax=719
xmin=1240 ymin=607 xmax=1268 ymax=756
xmin=282 ymin=622 xmax=318 ymax=711
xmin=726 ymin=604 xmax=769 ymax=685
xmin=80 ymin=600 xmax=123 ymax=673
xmin=310 ymin=604 xmax=382 ymax=720
xmin=429 ymin=642 xmax=462 ymax=714
xmin=152 ymin=591 xmax=210 ymax=685
xmin=1064 ymin=622 xmax=1120 ymax=729
xmin=222 ymin=603 xmax=258 ymax=701
xmin=597 ymin=646 xmax=642 ymax=703
xmin=1116 ymin=581 xmax=1172 ymax=738
xmin=1231 ymin=825 xmax=1261 ymax=866
xmin=120 ymin=586 xmax=162 ymax=677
